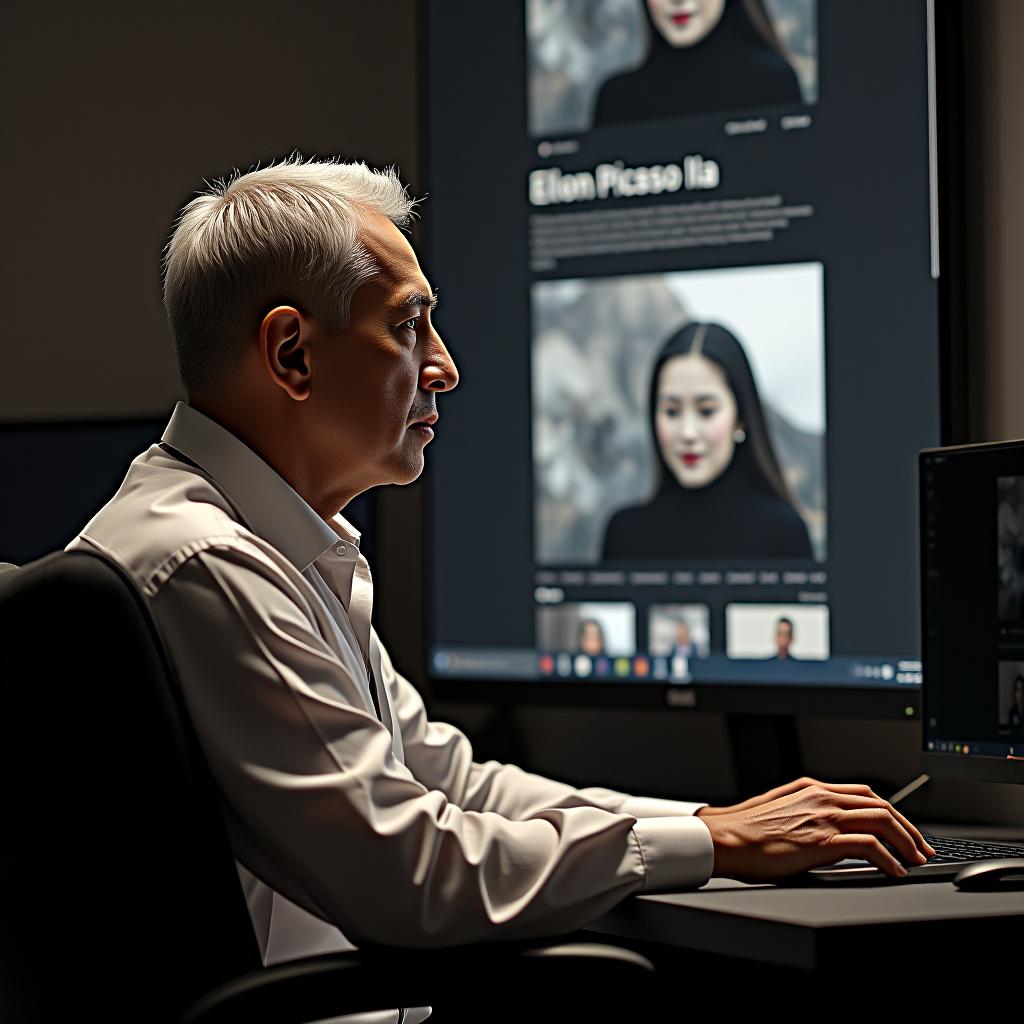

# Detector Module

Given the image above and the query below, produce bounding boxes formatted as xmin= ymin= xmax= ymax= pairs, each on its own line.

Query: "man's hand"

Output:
xmin=694 ymin=776 xmax=935 ymax=880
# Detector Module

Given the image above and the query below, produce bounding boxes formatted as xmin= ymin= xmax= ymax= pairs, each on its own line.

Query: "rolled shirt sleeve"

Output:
xmin=151 ymin=543 xmax=712 ymax=949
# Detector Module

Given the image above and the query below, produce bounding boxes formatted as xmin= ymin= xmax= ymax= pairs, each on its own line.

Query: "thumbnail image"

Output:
xmin=536 ymin=602 xmax=637 ymax=655
xmin=997 ymin=476 xmax=1024 ymax=619
xmin=725 ymin=603 xmax=829 ymax=660
xmin=526 ymin=0 xmax=818 ymax=137
xmin=647 ymin=604 xmax=711 ymax=657
xmin=531 ymin=262 xmax=826 ymax=563
xmin=997 ymin=661 xmax=1024 ymax=731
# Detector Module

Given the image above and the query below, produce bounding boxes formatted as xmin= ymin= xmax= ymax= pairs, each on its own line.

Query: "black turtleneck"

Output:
xmin=602 ymin=447 xmax=813 ymax=561
xmin=594 ymin=0 xmax=802 ymax=125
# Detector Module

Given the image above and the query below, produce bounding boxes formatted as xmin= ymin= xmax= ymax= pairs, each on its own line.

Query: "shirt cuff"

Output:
xmin=619 ymin=795 xmax=708 ymax=818
xmin=631 ymin=815 xmax=715 ymax=891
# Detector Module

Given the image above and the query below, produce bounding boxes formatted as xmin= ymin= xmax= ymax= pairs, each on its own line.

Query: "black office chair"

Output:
xmin=0 ymin=551 xmax=657 ymax=1023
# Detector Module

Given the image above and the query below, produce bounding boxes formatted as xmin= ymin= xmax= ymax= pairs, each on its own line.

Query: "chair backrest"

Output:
xmin=0 ymin=550 xmax=261 ymax=1023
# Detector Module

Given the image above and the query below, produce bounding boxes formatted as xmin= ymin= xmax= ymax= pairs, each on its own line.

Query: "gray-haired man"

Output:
xmin=69 ymin=157 xmax=934 ymax=1000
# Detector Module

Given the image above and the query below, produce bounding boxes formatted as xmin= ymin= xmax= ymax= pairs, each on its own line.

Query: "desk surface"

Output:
xmin=588 ymin=876 xmax=1024 ymax=971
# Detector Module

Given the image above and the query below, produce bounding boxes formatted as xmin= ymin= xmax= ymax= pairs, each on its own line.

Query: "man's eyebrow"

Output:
xmin=393 ymin=289 xmax=439 ymax=311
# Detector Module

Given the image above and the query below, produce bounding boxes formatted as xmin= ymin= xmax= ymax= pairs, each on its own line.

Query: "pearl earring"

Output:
xmin=734 ymin=428 xmax=746 ymax=443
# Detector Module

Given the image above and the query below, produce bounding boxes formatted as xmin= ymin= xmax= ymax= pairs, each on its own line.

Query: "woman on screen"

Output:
xmin=602 ymin=321 xmax=813 ymax=560
xmin=593 ymin=0 xmax=803 ymax=126
xmin=577 ymin=618 xmax=607 ymax=656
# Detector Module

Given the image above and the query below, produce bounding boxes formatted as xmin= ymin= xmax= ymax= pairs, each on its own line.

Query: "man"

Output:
xmin=68 ymin=157 xmax=933 ymax=975
xmin=669 ymin=618 xmax=697 ymax=682
xmin=670 ymin=619 xmax=697 ymax=660
xmin=771 ymin=616 xmax=798 ymax=659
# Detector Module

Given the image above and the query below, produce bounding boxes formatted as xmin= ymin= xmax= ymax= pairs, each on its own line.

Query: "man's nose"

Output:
xmin=421 ymin=331 xmax=460 ymax=392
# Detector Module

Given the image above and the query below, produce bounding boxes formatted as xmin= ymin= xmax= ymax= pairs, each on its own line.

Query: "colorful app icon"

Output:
xmin=614 ymin=657 xmax=631 ymax=677
xmin=573 ymin=654 xmax=593 ymax=677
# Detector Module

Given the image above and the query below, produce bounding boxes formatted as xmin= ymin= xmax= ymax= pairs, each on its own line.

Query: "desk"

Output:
xmin=587 ymin=876 xmax=1024 ymax=973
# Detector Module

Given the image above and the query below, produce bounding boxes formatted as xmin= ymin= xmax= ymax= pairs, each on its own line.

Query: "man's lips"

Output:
xmin=409 ymin=412 xmax=438 ymax=438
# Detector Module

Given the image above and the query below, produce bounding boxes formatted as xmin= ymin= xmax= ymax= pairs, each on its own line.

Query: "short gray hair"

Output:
xmin=163 ymin=154 xmax=418 ymax=397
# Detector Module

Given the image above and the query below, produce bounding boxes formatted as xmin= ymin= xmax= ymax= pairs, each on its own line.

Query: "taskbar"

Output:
xmin=928 ymin=738 xmax=1024 ymax=760
xmin=430 ymin=648 xmax=923 ymax=688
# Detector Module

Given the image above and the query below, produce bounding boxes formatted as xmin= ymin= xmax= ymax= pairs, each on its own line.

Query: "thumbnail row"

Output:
xmin=537 ymin=601 xmax=829 ymax=661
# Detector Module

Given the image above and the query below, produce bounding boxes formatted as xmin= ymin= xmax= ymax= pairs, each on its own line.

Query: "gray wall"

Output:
xmin=2 ymin=1 xmax=1022 ymax=822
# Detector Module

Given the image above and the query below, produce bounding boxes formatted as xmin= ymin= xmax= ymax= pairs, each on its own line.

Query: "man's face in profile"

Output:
xmin=304 ymin=211 xmax=458 ymax=497
xmin=775 ymin=620 xmax=793 ymax=656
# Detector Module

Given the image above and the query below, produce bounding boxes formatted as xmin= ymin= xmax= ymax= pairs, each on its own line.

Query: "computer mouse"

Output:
xmin=952 ymin=859 xmax=1024 ymax=891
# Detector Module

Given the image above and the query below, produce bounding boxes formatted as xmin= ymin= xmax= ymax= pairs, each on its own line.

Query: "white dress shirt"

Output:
xmin=67 ymin=402 xmax=714 ymax=1000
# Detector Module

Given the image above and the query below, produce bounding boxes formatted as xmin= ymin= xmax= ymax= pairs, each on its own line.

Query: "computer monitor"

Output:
xmin=922 ymin=439 xmax=1024 ymax=784
xmin=422 ymin=1 xmax=966 ymax=717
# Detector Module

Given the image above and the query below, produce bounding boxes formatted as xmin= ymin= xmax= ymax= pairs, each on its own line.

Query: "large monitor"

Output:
xmin=422 ymin=1 xmax=965 ymax=716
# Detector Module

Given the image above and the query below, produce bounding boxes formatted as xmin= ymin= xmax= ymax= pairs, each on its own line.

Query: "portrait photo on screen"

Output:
xmin=531 ymin=262 xmax=826 ymax=564
xmin=526 ymin=0 xmax=817 ymax=137
xmin=536 ymin=602 xmax=637 ymax=656
xmin=648 ymin=603 xmax=711 ymax=657
xmin=997 ymin=476 xmax=1024 ymax=620
xmin=998 ymin=662 xmax=1024 ymax=731
xmin=726 ymin=602 xmax=829 ymax=660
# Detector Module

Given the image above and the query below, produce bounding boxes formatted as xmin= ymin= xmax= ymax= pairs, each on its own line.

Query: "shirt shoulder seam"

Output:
xmin=141 ymin=533 xmax=259 ymax=598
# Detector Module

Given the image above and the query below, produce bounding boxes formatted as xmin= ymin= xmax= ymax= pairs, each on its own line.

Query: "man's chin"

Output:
xmin=388 ymin=451 xmax=426 ymax=487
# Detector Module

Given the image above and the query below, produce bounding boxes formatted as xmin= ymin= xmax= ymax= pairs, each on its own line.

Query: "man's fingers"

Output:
xmin=883 ymin=801 xmax=936 ymax=857
xmin=810 ymin=781 xmax=880 ymax=800
xmin=825 ymin=794 xmax=932 ymax=860
xmin=829 ymin=835 xmax=908 ymax=878
xmin=837 ymin=807 xmax=926 ymax=865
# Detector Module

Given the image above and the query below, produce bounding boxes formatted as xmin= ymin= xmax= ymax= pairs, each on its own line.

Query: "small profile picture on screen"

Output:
xmin=997 ymin=476 xmax=1024 ymax=620
xmin=536 ymin=602 xmax=636 ymax=656
xmin=725 ymin=603 xmax=829 ymax=660
xmin=647 ymin=604 xmax=711 ymax=657
xmin=531 ymin=263 xmax=826 ymax=565
xmin=997 ymin=661 xmax=1024 ymax=732
xmin=526 ymin=0 xmax=818 ymax=137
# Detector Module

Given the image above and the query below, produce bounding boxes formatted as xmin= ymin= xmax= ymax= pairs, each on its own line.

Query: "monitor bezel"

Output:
xmin=420 ymin=0 xmax=969 ymax=720
xmin=920 ymin=437 xmax=1024 ymax=783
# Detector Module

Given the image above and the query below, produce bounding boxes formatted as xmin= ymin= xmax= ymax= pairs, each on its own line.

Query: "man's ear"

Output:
xmin=259 ymin=305 xmax=311 ymax=401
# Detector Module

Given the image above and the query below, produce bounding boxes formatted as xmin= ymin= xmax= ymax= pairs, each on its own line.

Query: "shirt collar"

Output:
xmin=161 ymin=401 xmax=359 ymax=571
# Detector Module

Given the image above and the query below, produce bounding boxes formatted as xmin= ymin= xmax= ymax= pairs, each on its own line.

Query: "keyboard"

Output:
xmin=921 ymin=833 xmax=1024 ymax=863
xmin=803 ymin=832 xmax=1024 ymax=884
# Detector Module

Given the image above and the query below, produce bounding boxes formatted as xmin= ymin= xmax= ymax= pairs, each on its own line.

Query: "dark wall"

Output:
xmin=0 ymin=0 xmax=419 ymax=422
xmin=1 ymin=0 xmax=1020 ymax=826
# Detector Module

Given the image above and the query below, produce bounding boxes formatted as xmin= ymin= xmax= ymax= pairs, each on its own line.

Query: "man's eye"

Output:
xmin=400 ymin=317 xmax=419 ymax=333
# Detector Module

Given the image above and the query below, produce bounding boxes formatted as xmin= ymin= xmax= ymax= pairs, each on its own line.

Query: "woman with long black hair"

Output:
xmin=602 ymin=321 xmax=813 ymax=560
